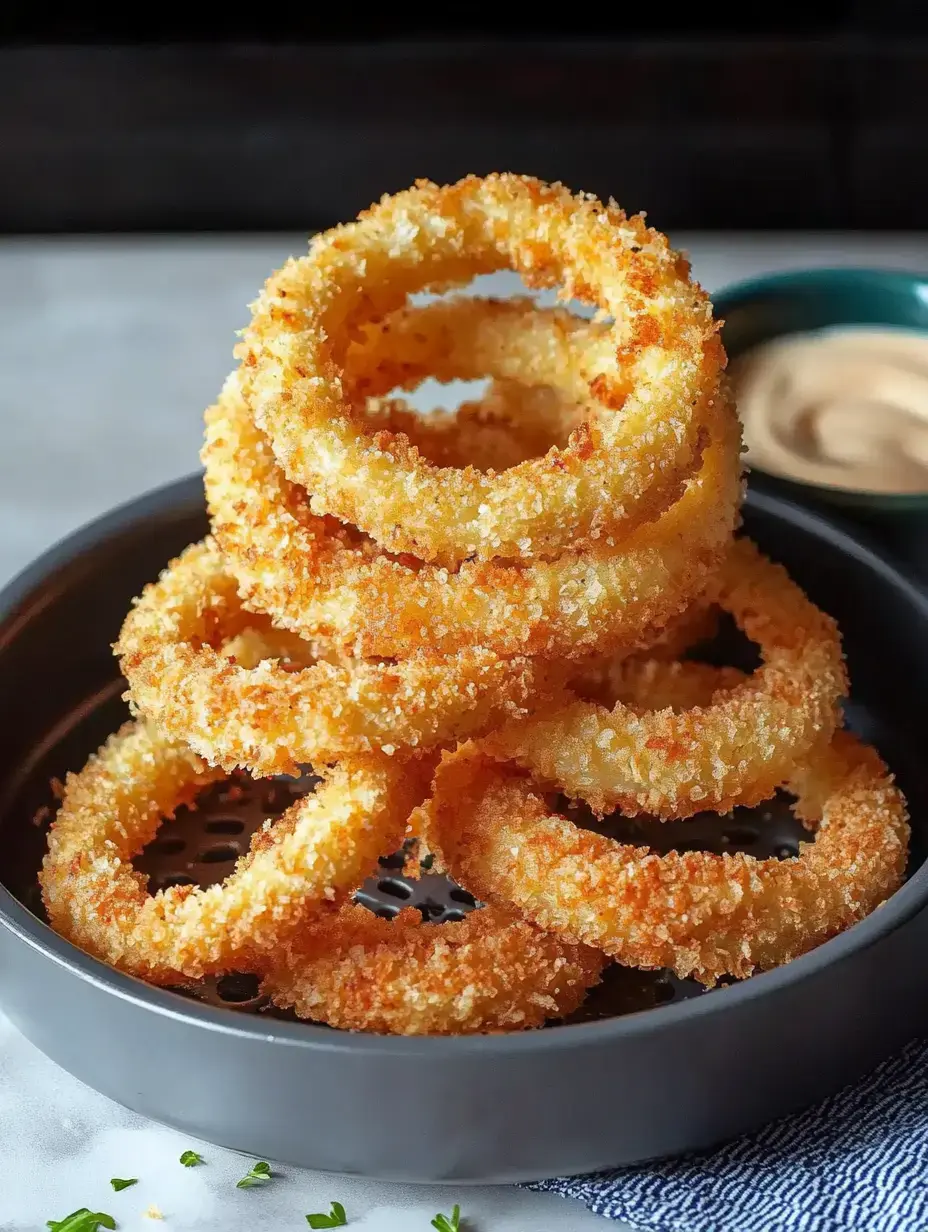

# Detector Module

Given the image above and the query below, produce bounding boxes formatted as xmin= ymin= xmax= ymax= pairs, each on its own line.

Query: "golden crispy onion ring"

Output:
xmin=40 ymin=721 xmax=425 ymax=983
xmin=423 ymin=735 xmax=909 ymax=986
xmin=240 ymin=173 xmax=725 ymax=564
xmin=481 ymin=538 xmax=847 ymax=817
xmin=115 ymin=540 xmax=558 ymax=776
xmin=259 ymin=902 xmax=605 ymax=1035
xmin=203 ymin=368 xmax=741 ymax=660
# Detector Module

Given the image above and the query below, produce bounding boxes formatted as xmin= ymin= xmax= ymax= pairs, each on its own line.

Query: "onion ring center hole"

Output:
xmin=388 ymin=375 xmax=491 ymax=416
xmin=357 ymin=871 xmax=485 ymax=927
xmin=134 ymin=771 xmax=485 ymax=928
xmin=366 ymin=372 xmax=579 ymax=466
xmin=690 ymin=612 xmax=761 ymax=673
xmin=408 ymin=272 xmax=606 ymax=321
xmin=135 ymin=768 xmax=320 ymax=893
xmin=358 ymin=276 xmax=610 ymax=467
xmin=552 ymin=791 xmax=808 ymax=860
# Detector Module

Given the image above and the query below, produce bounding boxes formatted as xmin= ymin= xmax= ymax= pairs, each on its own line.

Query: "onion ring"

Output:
xmin=423 ymin=734 xmax=909 ymax=985
xmin=203 ymin=363 xmax=741 ymax=660
xmin=40 ymin=721 xmax=425 ymax=983
xmin=115 ymin=539 xmax=559 ymax=776
xmin=481 ymin=538 xmax=847 ymax=816
xmin=260 ymin=902 xmax=605 ymax=1035
xmin=240 ymin=173 xmax=725 ymax=563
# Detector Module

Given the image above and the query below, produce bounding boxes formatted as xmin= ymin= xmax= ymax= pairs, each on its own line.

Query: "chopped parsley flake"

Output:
xmin=431 ymin=1204 xmax=462 ymax=1232
xmin=306 ymin=1200 xmax=348 ymax=1227
xmin=46 ymin=1211 xmax=116 ymax=1232
xmin=236 ymin=1160 xmax=273 ymax=1189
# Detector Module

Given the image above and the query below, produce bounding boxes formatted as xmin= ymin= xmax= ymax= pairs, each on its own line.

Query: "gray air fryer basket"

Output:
xmin=0 ymin=476 xmax=926 ymax=1183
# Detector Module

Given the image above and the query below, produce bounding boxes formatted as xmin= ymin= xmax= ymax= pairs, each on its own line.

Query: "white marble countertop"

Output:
xmin=4 ymin=231 xmax=928 ymax=1231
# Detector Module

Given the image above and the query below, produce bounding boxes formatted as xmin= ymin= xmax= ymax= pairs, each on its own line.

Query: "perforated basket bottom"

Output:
xmin=7 ymin=660 xmax=885 ymax=1029
xmin=153 ymin=774 xmax=810 ymax=1020
xmin=16 ymin=726 xmax=812 ymax=1026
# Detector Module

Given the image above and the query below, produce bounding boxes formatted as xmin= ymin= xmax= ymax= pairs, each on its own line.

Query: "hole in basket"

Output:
xmin=442 ymin=910 xmax=467 ymax=923
xmin=722 ymin=825 xmax=759 ymax=848
xmin=377 ymin=878 xmax=413 ymax=901
xmin=198 ymin=843 xmax=241 ymax=864
xmin=449 ymin=888 xmax=477 ymax=907
xmin=654 ymin=980 xmax=676 ymax=1005
xmin=151 ymin=836 xmax=186 ymax=856
xmin=371 ymin=903 xmax=400 ymax=920
xmin=378 ymin=850 xmax=407 ymax=871
xmin=418 ymin=898 xmax=447 ymax=921
xmin=216 ymin=974 xmax=261 ymax=1003
xmin=153 ymin=874 xmax=196 ymax=891
xmin=205 ymin=818 xmax=245 ymax=836
xmin=776 ymin=843 xmax=800 ymax=859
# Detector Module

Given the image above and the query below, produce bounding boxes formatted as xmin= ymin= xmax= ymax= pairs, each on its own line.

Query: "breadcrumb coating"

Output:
xmin=204 ymin=368 xmax=741 ymax=661
xmin=40 ymin=721 xmax=427 ymax=982
xmin=239 ymin=174 xmax=725 ymax=564
xmin=116 ymin=539 xmax=560 ymax=776
xmin=482 ymin=539 xmax=848 ymax=817
xmin=424 ymin=733 xmax=909 ymax=985
xmin=568 ymin=605 xmax=721 ymax=705
xmin=261 ymin=903 xmax=605 ymax=1034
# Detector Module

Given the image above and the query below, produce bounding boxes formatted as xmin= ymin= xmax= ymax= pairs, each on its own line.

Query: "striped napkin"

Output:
xmin=525 ymin=1038 xmax=928 ymax=1231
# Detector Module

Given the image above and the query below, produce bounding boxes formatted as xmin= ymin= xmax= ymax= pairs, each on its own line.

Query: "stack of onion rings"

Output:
xmin=115 ymin=539 xmax=565 ymax=777
xmin=204 ymin=300 xmax=740 ymax=661
xmin=40 ymin=173 xmax=908 ymax=1036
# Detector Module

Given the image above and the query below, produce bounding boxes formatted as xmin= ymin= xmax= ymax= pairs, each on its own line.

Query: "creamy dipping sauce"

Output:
xmin=730 ymin=326 xmax=928 ymax=494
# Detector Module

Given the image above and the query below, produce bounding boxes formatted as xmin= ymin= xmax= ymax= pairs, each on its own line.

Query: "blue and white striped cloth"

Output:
xmin=525 ymin=1038 xmax=928 ymax=1231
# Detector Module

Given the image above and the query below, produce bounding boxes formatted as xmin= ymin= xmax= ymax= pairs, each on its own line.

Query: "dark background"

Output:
xmin=4 ymin=6 xmax=928 ymax=233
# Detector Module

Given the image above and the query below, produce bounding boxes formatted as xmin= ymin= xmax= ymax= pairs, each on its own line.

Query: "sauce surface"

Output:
xmin=731 ymin=326 xmax=928 ymax=494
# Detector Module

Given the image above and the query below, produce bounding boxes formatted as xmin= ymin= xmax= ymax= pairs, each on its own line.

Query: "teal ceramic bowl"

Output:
xmin=714 ymin=267 xmax=928 ymax=572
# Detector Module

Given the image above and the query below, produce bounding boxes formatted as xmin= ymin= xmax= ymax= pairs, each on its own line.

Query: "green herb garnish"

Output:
xmin=179 ymin=1149 xmax=204 ymax=1167
xmin=431 ymin=1204 xmax=461 ymax=1232
xmin=47 ymin=1211 xmax=116 ymax=1232
xmin=306 ymin=1200 xmax=348 ymax=1228
xmin=109 ymin=1179 xmax=137 ymax=1193
xmin=236 ymin=1160 xmax=272 ymax=1189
